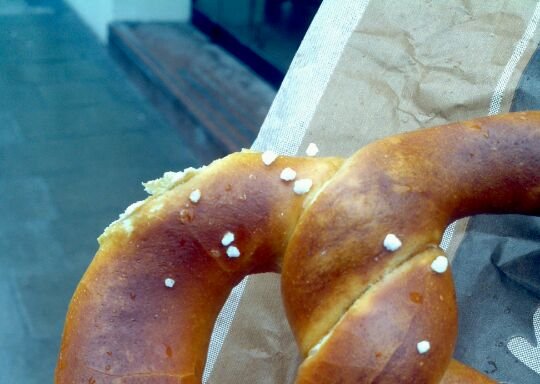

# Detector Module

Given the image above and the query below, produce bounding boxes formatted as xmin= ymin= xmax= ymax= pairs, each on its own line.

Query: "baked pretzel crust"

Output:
xmin=56 ymin=112 xmax=540 ymax=383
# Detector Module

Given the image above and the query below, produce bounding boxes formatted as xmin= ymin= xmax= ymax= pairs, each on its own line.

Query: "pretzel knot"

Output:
xmin=56 ymin=112 xmax=540 ymax=383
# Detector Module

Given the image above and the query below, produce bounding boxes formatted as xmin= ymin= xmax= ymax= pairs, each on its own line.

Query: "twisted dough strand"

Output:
xmin=56 ymin=112 xmax=540 ymax=383
xmin=285 ymin=112 xmax=540 ymax=382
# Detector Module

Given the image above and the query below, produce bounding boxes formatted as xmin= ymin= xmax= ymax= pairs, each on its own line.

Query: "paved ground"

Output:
xmin=0 ymin=1 xmax=214 ymax=382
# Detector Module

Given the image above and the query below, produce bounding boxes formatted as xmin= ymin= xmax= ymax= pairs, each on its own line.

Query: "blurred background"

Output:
xmin=0 ymin=0 xmax=320 ymax=382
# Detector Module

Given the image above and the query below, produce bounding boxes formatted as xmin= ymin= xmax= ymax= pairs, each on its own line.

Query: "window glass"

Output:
xmin=193 ymin=0 xmax=322 ymax=74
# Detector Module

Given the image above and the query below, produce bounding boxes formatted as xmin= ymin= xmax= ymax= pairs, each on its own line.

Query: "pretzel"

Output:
xmin=55 ymin=112 xmax=540 ymax=383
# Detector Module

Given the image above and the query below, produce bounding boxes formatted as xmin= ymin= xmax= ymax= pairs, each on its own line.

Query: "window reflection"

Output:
xmin=193 ymin=0 xmax=322 ymax=83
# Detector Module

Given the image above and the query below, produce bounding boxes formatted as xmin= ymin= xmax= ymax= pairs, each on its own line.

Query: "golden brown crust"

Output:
xmin=282 ymin=111 xmax=540 ymax=355
xmin=440 ymin=360 xmax=497 ymax=384
xmin=55 ymin=153 xmax=342 ymax=383
xmin=295 ymin=248 xmax=457 ymax=384
xmin=56 ymin=112 xmax=540 ymax=383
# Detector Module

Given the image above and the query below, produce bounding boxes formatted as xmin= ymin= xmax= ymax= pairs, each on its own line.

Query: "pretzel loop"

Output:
xmin=56 ymin=112 xmax=540 ymax=383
